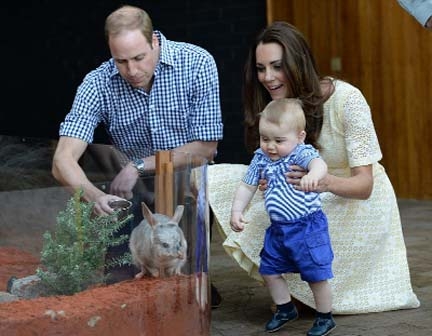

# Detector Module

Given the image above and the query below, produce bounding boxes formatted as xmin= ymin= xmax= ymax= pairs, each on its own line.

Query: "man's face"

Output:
xmin=109 ymin=29 xmax=159 ymax=91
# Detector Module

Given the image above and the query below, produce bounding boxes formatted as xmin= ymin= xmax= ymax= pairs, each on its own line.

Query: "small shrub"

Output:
xmin=36 ymin=189 xmax=132 ymax=295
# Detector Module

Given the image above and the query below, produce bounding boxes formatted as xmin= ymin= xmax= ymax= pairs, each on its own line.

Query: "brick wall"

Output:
xmin=1 ymin=1 xmax=266 ymax=164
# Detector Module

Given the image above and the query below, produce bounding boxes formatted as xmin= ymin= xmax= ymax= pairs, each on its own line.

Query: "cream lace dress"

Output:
xmin=208 ymin=80 xmax=420 ymax=314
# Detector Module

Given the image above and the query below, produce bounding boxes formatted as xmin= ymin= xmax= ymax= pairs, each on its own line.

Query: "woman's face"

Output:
xmin=255 ymin=42 xmax=290 ymax=100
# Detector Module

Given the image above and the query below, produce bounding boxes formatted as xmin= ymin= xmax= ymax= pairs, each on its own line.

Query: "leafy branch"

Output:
xmin=36 ymin=189 xmax=132 ymax=295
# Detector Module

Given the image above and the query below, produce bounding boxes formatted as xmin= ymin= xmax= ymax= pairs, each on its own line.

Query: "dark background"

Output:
xmin=1 ymin=0 xmax=266 ymax=164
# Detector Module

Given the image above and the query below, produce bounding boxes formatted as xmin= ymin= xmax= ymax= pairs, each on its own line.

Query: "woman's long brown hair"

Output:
xmin=243 ymin=21 xmax=331 ymax=153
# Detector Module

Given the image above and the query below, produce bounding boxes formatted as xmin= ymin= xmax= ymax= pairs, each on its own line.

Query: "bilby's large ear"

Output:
xmin=171 ymin=205 xmax=184 ymax=224
xmin=141 ymin=202 xmax=157 ymax=227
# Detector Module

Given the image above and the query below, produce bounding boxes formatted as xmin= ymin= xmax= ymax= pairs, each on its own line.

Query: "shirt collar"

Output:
xmin=155 ymin=30 xmax=175 ymax=67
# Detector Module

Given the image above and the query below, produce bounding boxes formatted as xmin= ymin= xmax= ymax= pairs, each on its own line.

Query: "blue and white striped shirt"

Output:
xmin=244 ymin=144 xmax=322 ymax=221
xmin=59 ymin=31 xmax=223 ymax=160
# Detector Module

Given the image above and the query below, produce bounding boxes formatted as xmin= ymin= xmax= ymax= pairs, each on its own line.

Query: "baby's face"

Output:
xmin=259 ymin=118 xmax=303 ymax=161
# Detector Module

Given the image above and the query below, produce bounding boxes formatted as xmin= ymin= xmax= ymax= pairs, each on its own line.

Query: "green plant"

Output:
xmin=36 ymin=189 xmax=132 ymax=295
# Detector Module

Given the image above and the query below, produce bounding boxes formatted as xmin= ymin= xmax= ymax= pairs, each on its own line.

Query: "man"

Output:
xmin=397 ymin=0 xmax=432 ymax=29
xmin=52 ymin=5 xmax=223 ymax=306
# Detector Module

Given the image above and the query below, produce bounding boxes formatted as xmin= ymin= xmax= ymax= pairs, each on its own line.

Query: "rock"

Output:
xmin=9 ymin=274 xmax=50 ymax=299
xmin=0 ymin=291 xmax=19 ymax=303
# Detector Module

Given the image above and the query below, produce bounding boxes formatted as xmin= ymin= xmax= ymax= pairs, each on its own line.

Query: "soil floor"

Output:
xmin=0 ymin=186 xmax=210 ymax=336
xmin=0 ymin=248 xmax=210 ymax=336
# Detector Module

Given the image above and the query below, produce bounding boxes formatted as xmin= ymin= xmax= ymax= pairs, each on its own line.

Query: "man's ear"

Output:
xmin=150 ymin=33 xmax=159 ymax=49
xmin=299 ymin=130 xmax=306 ymax=142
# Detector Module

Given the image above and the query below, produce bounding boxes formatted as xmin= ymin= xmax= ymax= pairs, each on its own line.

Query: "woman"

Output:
xmin=208 ymin=21 xmax=419 ymax=314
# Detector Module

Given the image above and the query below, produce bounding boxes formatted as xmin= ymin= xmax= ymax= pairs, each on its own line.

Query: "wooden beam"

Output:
xmin=155 ymin=151 xmax=174 ymax=216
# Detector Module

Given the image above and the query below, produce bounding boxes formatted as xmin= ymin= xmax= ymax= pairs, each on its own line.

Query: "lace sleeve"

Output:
xmin=340 ymin=85 xmax=382 ymax=167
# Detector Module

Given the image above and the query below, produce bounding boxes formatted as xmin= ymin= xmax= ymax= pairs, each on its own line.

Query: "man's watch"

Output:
xmin=132 ymin=158 xmax=146 ymax=177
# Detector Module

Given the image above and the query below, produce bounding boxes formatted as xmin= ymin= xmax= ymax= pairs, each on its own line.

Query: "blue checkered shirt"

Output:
xmin=59 ymin=31 xmax=223 ymax=160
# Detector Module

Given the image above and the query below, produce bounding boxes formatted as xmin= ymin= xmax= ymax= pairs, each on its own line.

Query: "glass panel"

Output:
xmin=0 ymin=135 xmax=210 ymax=335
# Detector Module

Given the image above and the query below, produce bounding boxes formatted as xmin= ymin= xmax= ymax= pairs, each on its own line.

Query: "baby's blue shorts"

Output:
xmin=259 ymin=209 xmax=334 ymax=283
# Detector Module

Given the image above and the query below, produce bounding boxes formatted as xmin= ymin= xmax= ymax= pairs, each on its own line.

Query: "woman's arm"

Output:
xmin=287 ymin=164 xmax=373 ymax=200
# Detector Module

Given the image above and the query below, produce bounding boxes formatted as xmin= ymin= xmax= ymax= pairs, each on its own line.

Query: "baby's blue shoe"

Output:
xmin=307 ymin=316 xmax=336 ymax=336
xmin=265 ymin=306 xmax=298 ymax=333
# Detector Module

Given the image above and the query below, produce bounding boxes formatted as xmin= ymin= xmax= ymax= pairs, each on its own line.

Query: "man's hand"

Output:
xmin=109 ymin=163 xmax=139 ymax=200
xmin=93 ymin=194 xmax=128 ymax=216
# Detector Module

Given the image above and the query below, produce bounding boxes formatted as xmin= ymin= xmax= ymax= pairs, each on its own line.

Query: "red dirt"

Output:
xmin=0 ymin=247 xmax=210 ymax=336
xmin=0 ymin=247 xmax=40 ymax=288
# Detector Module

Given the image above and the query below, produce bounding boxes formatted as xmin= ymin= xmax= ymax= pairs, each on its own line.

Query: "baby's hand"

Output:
xmin=230 ymin=211 xmax=247 ymax=232
xmin=299 ymin=174 xmax=319 ymax=192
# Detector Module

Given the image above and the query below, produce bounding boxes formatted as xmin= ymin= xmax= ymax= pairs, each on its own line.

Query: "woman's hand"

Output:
xmin=258 ymin=178 xmax=268 ymax=191
xmin=259 ymin=165 xmax=330 ymax=193
xmin=258 ymin=165 xmax=309 ymax=191
xmin=290 ymin=165 xmax=373 ymax=198
xmin=285 ymin=165 xmax=307 ymax=185
xmin=289 ymin=165 xmax=331 ymax=193
xmin=260 ymin=164 xmax=373 ymax=199
xmin=297 ymin=174 xmax=331 ymax=193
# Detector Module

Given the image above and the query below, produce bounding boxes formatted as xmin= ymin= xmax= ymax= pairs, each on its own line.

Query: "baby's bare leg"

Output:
xmin=263 ymin=274 xmax=291 ymax=304
xmin=309 ymin=280 xmax=332 ymax=312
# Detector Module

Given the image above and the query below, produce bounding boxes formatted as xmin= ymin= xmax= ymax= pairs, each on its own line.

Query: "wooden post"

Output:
xmin=155 ymin=151 xmax=174 ymax=216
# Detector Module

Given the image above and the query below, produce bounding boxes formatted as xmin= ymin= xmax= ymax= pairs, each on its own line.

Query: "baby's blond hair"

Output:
xmin=259 ymin=98 xmax=306 ymax=132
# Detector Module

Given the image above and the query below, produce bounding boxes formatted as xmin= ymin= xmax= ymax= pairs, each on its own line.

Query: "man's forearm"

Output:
xmin=52 ymin=159 xmax=105 ymax=202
